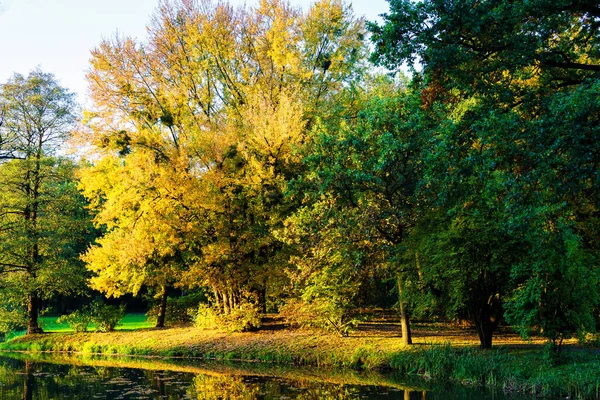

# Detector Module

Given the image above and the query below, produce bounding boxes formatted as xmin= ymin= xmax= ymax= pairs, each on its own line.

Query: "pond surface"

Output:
xmin=0 ymin=353 xmax=530 ymax=399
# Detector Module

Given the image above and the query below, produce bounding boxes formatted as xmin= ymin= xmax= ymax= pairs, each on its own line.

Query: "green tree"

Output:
xmin=370 ymin=0 xmax=600 ymax=347
xmin=282 ymin=77 xmax=433 ymax=342
xmin=0 ymin=70 xmax=90 ymax=334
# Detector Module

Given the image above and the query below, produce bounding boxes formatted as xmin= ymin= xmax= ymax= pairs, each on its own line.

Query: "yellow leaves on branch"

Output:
xmin=239 ymin=90 xmax=306 ymax=183
xmin=78 ymin=0 xmax=367 ymax=298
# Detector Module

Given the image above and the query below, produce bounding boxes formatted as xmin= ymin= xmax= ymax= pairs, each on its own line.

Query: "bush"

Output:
xmin=58 ymin=301 xmax=125 ymax=333
xmin=194 ymin=304 xmax=219 ymax=330
xmin=194 ymin=302 xmax=262 ymax=333
xmin=222 ymin=302 xmax=261 ymax=333
xmin=91 ymin=302 xmax=125 ymax=332
xmin=279 ymin=298 xmax=359 ymax=336
xmin=57 ymin=309 xmax=93 ymax=332
xmin=0 ymin=306 xmax=27 ymax=336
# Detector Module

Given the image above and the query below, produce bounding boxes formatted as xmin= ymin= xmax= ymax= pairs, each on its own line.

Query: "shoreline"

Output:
xmin=1 ymin=325 xmax=599 ymax=398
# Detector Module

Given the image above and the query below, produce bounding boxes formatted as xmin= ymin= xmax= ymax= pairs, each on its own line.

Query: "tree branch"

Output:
xmin=543 ymin=59 xmax=600 ymax=72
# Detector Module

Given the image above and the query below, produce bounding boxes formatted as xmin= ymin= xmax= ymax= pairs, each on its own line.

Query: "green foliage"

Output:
xmin=281 ymin=76 xmax=431 ymax=340
xmin=56 ymin=310 xmax=93 ymax=333
xmin=0 ymin=70 xmax=93 ymax=334
xmin=57 ymin=301 xmax=126 ymax=333
xmin=369 ymin=0 xmax=600 ymax=348
xmin=505 ymin=224 xmax=599 ymax=348
xmin=0 ymin=280 xmax=27 ymax=335
xmin=89 ymin=302 xmax=125 ymax=333
xmin=369 ymin=0 xmax=600 ymax=96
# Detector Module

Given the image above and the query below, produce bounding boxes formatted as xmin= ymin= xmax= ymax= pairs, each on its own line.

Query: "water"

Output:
xmin=0 ymin=353 xmax=530 ymax=399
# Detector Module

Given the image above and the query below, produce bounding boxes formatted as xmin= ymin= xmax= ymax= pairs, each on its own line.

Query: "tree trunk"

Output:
xmin=155 ymin=285 xmax=168 ymax=328
xmin=26 ymin=293 xmax=42 ymax=335
xmin=397 ymin=278 xmax=412 ymax=345
xmin=474 ymin=316 xmax=494 ymax=349
xmin=473 ymin=295 xmax=502 ymax=349
xmin=257 ymin=286 xmax=267 ymax=314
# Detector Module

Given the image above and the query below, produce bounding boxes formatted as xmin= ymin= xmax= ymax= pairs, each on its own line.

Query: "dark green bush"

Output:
xmin=58 ymin=301 xmax=125 ymax=333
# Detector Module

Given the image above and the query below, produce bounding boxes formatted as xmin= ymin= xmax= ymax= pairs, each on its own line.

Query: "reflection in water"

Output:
xmin=22 ymin=361 xmax=33 ymax=400
xmin=0 ymin=354 xmax=532 ymax=400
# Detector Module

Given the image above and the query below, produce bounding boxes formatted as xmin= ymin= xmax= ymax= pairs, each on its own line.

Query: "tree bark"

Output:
xmin=473 ymin=297 xmax=501 ymax=349
xmin=474 ymin=315 xmax=494 ymax=349
xmin=397 ymin=278 xmax=412 ymax=345
xmin=155 ymin=285 xmax=168 ymax=328
xmin=26 ymin=293 xmax=42 ymax=335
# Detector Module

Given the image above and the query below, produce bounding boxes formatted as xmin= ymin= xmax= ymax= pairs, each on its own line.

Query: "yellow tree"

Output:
xmin=79 ymin=0 xmax=367 ymax=321
xmin=79 ymin=151 xmax=201 ymax=327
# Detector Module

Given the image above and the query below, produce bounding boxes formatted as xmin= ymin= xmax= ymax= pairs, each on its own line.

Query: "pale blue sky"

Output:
xmin=0 ymin=0 xmax=390 ymax=104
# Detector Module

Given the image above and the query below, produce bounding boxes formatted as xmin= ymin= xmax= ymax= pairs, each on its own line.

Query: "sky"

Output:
xmin=0 ymin=0 xmax=391 ymax=105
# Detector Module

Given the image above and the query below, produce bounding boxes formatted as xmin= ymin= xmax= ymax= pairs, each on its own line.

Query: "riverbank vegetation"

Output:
xmin=2 ymin=320 xmax=600 ymax=398
xmin=1 ymin=0 xmax=599 ymax=392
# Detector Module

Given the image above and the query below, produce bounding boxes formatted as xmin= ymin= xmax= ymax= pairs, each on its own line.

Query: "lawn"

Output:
xmin=7 ymin=313 xmax=154 ymax=339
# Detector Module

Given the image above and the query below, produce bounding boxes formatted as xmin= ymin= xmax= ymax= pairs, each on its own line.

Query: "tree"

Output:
xmin=79 ymin=0 xmax=367 ymax=321
xmin=79 ymin=151 xmax=196 ymax=328
xmin=369 ymin=0 xmax=600 ymax=347
xmin=281 ymin=76 xmax=433 ymax=342
xmin=0 ymin=70 xmax=90 ymax=334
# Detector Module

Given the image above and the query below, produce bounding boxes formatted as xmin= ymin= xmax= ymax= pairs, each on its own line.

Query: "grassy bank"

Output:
xmin=1 ymin=323 xmax=600 ymax=399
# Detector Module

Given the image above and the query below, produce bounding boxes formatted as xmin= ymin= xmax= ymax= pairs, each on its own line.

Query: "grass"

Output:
xmin=8 ymin=313 xmax=154 ymax=338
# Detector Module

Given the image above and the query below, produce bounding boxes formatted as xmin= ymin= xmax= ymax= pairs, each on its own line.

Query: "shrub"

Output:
xmin=57 ymin=309 xmax=93 ymax=332
xmin=279 ymin=298 xmax=359 ymax=336
xmin=57 ymin=301 xmax=125 ymax=333
xmin=194 ymin=302 xmax=262 ymax=333
xmin=91 ymin=302 xmax=125 ymax=332
xmin=194 ymin=304 xmax=219 ymax=330
xmin=222 ymin=302 xmax=261 ymax=333
xmin=0 ymin=306 xmax=26 ymax=336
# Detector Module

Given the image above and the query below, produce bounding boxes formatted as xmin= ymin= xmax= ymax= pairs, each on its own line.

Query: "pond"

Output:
xmin=0 ymin=353 xmax=531 ymax=399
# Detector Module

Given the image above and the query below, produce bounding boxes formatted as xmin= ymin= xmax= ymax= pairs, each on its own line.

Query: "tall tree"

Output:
xmin=0 ymin=70 xmax=90 ymax=334
xmin=282 ymin=76 xmax=434 ymax=342
xmin=79 ymin=0 xmax=367 ymax=320
xmin=369 ymin=0 xmax=600 ymax=347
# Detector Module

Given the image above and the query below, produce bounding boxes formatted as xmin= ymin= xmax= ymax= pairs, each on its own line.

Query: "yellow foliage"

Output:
xmin=78 ymin=0 xmax=367 ymax=303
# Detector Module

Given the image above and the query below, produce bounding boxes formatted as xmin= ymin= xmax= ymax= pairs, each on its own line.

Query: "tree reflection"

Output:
xmin=22 ymin=361 xmax=34 ymax=400
xmin=190 ymin=374 xmax=261 ymax=399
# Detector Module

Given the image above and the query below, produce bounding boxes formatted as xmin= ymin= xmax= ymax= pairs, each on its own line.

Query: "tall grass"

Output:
xmin=388 ymin=343 xmax=600 ymax=399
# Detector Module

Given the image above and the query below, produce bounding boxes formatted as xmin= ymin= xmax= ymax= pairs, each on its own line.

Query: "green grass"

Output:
xmin=8 ymin=313 xmax=154 ymax=339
